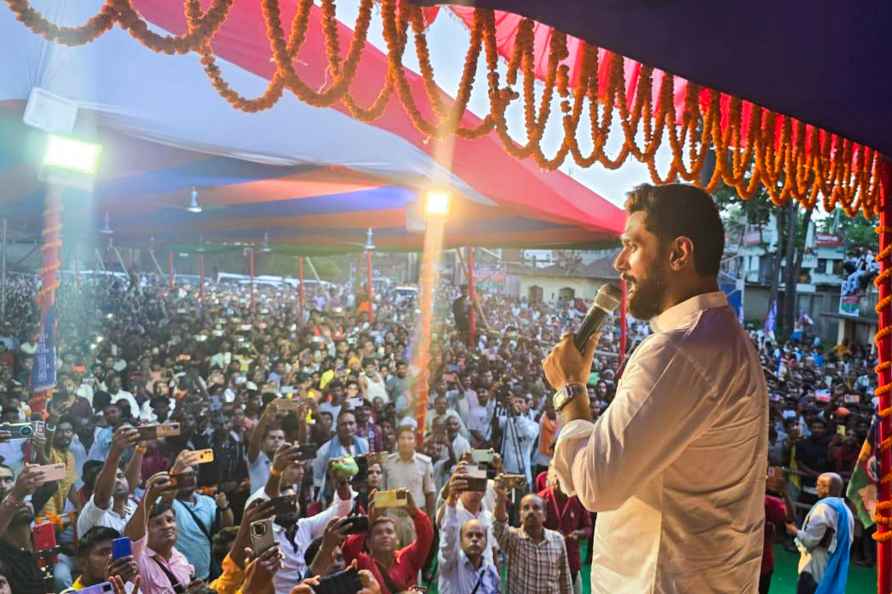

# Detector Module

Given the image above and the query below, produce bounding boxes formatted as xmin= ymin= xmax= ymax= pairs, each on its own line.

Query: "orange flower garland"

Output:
xmin=0 ymin=0 xmax=884 ymax=217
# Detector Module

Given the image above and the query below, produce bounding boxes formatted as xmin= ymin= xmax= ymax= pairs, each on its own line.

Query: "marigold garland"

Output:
xmin=875 ymin=222 xmax=892 ymax=543
xmin=1 ymin=0 xmax=885 ymax=217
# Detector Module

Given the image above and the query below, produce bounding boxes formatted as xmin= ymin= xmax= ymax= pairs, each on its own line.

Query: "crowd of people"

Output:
xmin=0 ymin=268 xmax=880 ymax=594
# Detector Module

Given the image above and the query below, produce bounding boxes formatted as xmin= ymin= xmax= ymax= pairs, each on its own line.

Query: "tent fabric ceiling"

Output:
xmin=131 ymin=0 xmax=626 ymax=236
xmin=430 ymin=0 xmax=892 ymax=159
xmin=0 ymin=0 xmax=626 ymax=253
xmin=0 ymin=108 xmax=617 ymax=252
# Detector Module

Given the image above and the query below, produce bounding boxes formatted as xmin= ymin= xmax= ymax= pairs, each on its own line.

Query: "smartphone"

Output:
xmin=0 ymin=423 xmax=33 ymax=438
xmin=337 ymin=515 xmax=369 ymax=535
xmin=296 ymin=444 xmax=317 ymax=461
xmin=313 ymin=567 xmax=363 ymax=594
xmin=276 ymin=400 xmax=303 ymax=413
xmin=464 ymin=465 xmax=488 ymax=492
xmin=33 ymin=463 xmax=67 ymax=484
xmin=32 ymin=522 xmax=57 ymax=551
xmin=347 ymin=398 xmax=364 ymax=409
xmin=500 ymin=473 xmax=527 ymax=490
xmin=373 ymin=489 xmax=407 ymax=509
xmin=470 ymin=449 xmax=495 ymax=464
xmin=249 ymin=518 xmax=276 ymax=555
xmin=111 ymin=537 xmax=132 ymax=561
xmin=837 ymin=425 xmax=847 ymax=437
xmin=80 ymin=583 xmax=114 ymax=594
xmin=268 ymin=494 xmax=298 ymax=516
xmin=137 ymin=423 xmax=181 ymax=441
xmin=194 ymin=449 xmax=215 ymax=464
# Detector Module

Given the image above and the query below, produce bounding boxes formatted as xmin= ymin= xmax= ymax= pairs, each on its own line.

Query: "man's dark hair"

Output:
xmin=78 ymin=526 xmax=121 ymax=557
xmin=81 ymin=460 xmax=105 ymax=493
xmin=624 ymin=183 xmax=725 ymax=276
xmin=149 ymin=499 xmax=173 ymax=520
xmin=93 ymin=391 xmax=112 ymax=411
xmin=150 ymin=396 xmax=171 ymax=408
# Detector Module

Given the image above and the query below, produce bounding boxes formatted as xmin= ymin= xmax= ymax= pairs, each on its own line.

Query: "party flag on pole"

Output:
xmin=846 ymin=419 xmax=878 ymax=527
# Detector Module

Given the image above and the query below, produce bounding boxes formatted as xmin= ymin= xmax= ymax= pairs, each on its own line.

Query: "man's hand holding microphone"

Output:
xmin=543 ymin=283 xmax=622 ymax=425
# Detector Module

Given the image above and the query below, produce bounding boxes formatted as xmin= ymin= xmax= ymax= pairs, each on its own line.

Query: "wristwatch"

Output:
xmin=553 ymin=383 xmax=587 ymax=412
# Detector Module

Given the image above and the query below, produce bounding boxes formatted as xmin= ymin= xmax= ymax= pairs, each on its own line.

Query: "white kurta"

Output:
xmin=795 ymin=497 xmax=854 ymax=584
xmin=553 ymin=292 xmax=767 ymax=594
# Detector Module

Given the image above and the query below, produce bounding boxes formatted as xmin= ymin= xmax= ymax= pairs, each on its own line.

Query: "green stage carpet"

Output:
xmin=425 ymin=541 xmax=876 ymax=593
xmin=577 ymin=542 xmax=876 ymax=594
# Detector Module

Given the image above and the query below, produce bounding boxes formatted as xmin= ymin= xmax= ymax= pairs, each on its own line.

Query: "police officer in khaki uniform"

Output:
xmin=382 ymin=426 xmax=436 ymax=546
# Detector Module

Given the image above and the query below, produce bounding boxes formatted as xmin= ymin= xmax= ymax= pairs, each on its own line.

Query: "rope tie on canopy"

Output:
xmin=2 ymin=0 xmax=884 ymax=217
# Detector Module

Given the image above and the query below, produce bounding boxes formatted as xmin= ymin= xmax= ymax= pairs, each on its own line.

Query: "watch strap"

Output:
xmin=554 ymin=383 xmax=586 ymax=412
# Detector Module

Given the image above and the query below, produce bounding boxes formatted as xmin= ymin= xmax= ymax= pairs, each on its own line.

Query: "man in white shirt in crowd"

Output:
xmin=436 ymin=464 xmax=498 ymax=565
xmin=785 ymin=472 xmax=854 ymax=594
xmin=466 ymin=385 xmax=495 ymax=449
xmin=425 ymin=395 xmax=470 ymax=440
xmin=360 ymin=360 xmax=388 ymax=402
xmin=547 ymin=183 xmax=767 ymax=594
xmin=446 ymin=416 xmax=471 ymax=462
xmin=77 ymin=426 xmax=142 ymax=537
xmin=497 ymin=393 xmax=539 ymax=487
xmin=270 ymin=467 xmax=353 ymax=591
xmin=439 ymin=470 xmax=500 ymax=594
xmin=107 ymin=375 xmax=140 ymax=421
xmin=247 ymin=401 xmax=288 ymax=493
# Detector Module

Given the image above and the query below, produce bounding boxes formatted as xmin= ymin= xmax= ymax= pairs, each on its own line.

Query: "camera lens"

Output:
xmin=21 ymin=425 xmax=33 ymax=437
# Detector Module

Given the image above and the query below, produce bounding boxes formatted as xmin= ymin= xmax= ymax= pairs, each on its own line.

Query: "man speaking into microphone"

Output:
xmin=545 ymin=183 xmax=768 ymax=594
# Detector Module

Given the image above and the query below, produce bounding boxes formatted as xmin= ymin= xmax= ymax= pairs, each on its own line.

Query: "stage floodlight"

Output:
xmin=424 ymin=190 xmax=451 ymax=217
xmin=43 ymin=134 xmax=101 ymax=175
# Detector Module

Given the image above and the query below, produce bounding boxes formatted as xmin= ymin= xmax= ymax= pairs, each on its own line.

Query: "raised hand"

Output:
xmin=214 ymin=491 xmax=230 ymax=510
xmin=445 ymin=464 xmax=470 ymax=506
xmin=107 ymin=554 xmax=139 ymax=583
xmin=146 ymin=471 xmax=175 ymax=499
xmin=272 ymin=443 xmax=303 ymax=473
xmin=111 ymin=425 xmax=140 ymax=457
xmin=401 ymin=489 xmax=418 ymax=516
xmin=12 ymin=464 xmax=45 ymax=499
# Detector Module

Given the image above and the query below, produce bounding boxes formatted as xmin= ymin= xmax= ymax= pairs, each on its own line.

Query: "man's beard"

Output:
xmin=625 ymin=261 xmax=668 ymax=320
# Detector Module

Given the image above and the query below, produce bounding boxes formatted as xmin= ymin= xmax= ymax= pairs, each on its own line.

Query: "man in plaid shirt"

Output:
xmin=493 ymin=477 xmax=573 ymax=594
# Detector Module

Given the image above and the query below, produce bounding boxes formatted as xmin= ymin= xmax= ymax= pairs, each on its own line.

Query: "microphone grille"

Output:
xmin=594 ymin=283 xmax=623 ymax=312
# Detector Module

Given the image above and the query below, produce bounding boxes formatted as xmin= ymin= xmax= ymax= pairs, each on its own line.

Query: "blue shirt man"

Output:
xmin=172 ymin=489 xmax=220 ymax=579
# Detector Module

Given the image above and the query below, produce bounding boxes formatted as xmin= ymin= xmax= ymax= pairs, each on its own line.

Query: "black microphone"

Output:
xmin=573 ymin=283 xmax=623 ymax=352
